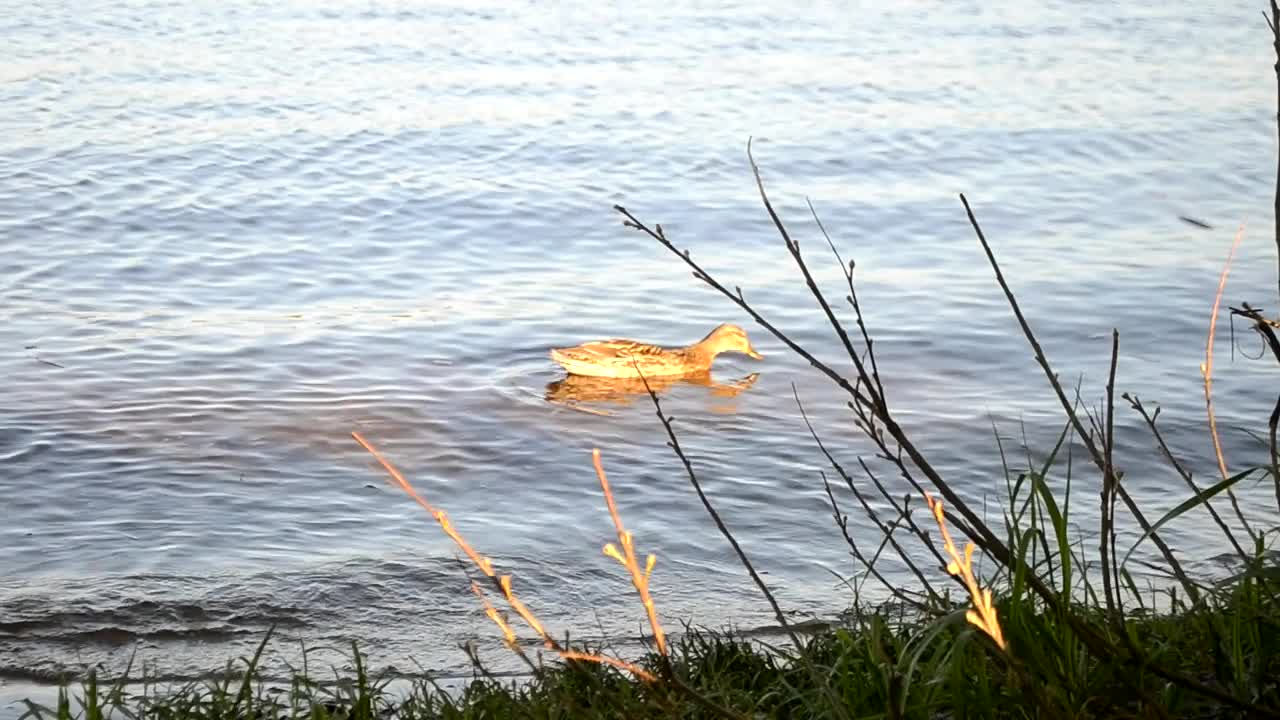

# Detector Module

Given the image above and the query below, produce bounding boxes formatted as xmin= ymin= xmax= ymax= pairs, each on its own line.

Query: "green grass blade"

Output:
xmin=1120 ymin=468 xmax=1256 ymax=568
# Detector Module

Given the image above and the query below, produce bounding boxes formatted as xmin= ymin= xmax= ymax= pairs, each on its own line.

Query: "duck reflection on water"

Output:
xmin=544 ymin=371 xmax=760 ymax=412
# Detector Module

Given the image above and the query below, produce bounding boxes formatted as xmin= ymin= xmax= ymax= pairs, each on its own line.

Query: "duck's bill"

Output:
xmin=746 ymin=349 xmax=764 ymax=360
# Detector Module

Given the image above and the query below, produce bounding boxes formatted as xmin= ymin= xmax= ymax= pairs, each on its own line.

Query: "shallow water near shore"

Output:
xmin=2 ymin=0 xmax=1278 ymax=714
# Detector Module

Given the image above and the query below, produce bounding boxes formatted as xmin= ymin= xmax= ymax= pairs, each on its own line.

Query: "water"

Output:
xmin=2 ymin=0 xmax=1277 ymax=712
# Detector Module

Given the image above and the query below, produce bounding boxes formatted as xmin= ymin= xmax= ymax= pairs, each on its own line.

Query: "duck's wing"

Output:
xmin=601 ymin=339 xmax=669 ymax=357
xmin=566 ymin=340 xmax=667 ymax=361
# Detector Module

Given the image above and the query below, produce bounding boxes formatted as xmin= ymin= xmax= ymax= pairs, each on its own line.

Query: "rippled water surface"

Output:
xmin=2 ymin=0 xmax=1278 ymax=711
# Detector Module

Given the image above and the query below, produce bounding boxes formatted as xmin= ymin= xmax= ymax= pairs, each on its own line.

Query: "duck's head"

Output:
xmin=700 ymin=323 xmax=763 ymax=360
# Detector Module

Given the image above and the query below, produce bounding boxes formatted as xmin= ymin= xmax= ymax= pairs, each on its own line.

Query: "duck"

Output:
xmin=549 ymin=323 xmax=763 ymax=379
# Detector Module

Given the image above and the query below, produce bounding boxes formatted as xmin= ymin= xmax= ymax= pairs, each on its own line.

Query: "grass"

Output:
xmin=22 ymin=26 xmax=1280 ymax=717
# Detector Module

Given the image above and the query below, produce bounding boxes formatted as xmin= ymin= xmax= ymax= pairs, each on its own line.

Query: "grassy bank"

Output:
xmin=29 ymin=553 xmax=1280 ymax=719
xmin=19 ymin=570 xmax=1280 ymax=720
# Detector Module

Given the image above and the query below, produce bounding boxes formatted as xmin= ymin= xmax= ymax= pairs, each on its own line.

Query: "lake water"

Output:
xmin=2 ymin=0 xmax=1278 ymax=712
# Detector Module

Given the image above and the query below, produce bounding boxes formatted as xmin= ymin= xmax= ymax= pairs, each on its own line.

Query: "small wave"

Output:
xmin=0 ymin=600 xmax=310 ymax=641
xmin=1 ymin=625 xmax=253 ymax=646
xmin=0 ymin=664 xmax=75 ymax=684
xmin=0 ymin=661 xmax=515 ymax=688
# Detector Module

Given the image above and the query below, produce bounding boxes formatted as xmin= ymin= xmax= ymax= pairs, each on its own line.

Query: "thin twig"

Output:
xmin=592 ymin=448 xmax=668 ymax=657
xmin=1271 ymin=0 xmax=1280 ymax=302
xmin=806 ymin=197 xmax=887 ymax=408
xmin=794 ymin=386 xmax=944 ymax=605
xmin=1100 ymin=330 xmax=1120 ymax=619
xmin=1125 ymin=395 xmax=1248 ymax=560
xmin=958 ymin=194 xmax=1201 ymax=605
xmin=856 ymin=457 xmax=941 ymax=569
xmin=352 ymin=431 xmax=556 ymax=647
xmin=637 ymin=374 xmax=852 ymax=720
xmin=821 ymin=474 xmax=932 ymax=613
xmin=558 ymin=651 xmax=656 ymax=683
xmin=745 ymin=146 xmax=1016 ymax=568
xmin=1230 ymin=303 xmax=1280 ymax=364
xmin=1202 ymin=226 xmax=1256 ymax=543
xmin=470 ymin=582 xmax=537 ymax=672
xmin=1271 ymin=396 xmax=1280 ymax=514
xmin=1203 ymin=224 xmax=1244 ymax=479
xmin=747 ymin=139 xmax=884 ymax=416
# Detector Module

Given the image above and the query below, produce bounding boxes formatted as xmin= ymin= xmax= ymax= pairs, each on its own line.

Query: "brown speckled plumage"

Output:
xmin=549 ymin=323 xmax=763 ymax=378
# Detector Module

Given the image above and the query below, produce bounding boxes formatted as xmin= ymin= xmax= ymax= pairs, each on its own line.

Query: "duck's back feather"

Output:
xmin=549 ymin=340 xmax=686 ymax=378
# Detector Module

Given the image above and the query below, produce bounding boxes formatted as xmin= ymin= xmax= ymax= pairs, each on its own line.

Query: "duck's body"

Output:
xmin=549 ymin=323 xmax=763 ymax=378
